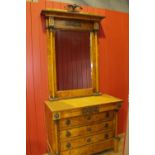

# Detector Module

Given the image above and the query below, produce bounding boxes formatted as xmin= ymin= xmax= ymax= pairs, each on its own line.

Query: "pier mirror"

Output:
xmin=41 ymin=9 xmax=104 ymax=99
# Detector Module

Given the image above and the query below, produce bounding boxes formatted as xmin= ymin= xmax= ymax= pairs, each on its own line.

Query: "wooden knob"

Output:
xmin=86 ymin=116 xmax=91 ymax=120
xmin=66 ymin=131 xmax=71 ymax=137
xmin=104 ymin=123 xmax=109 ymax=128
xmin=105 ymin=112 xmax=110 ymax=118
xmin=66 ymin=142 xmax=71 ymax=149
xmin=104 ymin=133 xmax=109 ymax=139
xmin=65 ymin=119 xmax=71 ymax=126
xmin=87 ymin=127 xmax=92 ymax=132
xmin=87 ymin=138 xmax=91 ymax=143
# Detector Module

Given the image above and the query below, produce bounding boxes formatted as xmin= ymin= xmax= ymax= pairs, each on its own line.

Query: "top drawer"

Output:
xmin=59 ymin=111 xmax=114 ymax=130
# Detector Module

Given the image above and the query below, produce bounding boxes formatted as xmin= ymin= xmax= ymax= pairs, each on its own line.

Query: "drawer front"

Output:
xmin=60 ymin=120 xmax=113 ymax=140
xmin=60 ymin=131 xmax=113 ymax=151
xmin=59 ymin=111 xmax=114 ymax=130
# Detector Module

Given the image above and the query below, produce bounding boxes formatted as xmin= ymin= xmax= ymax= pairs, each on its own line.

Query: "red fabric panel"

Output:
xmin=55 ymin=30 xmax=91 ymax=90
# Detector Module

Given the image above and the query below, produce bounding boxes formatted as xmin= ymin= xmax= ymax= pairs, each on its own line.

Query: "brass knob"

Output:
xmin=104 ymin=123 xmax=109 ymax=128
xmin=66 ymin=131 xmax=71 ymax=137
xmin=65 ymin=119 xmax=71 ymax=126
xmin=87 ymin=138 xmax=91 ymax=143
xmin=104 ymin=133 xmax=109 ymax=139
xmin=66 ymin=142 xmax=71 ymax=149
xmin=87 ymin=127 xmax=92 ymax=132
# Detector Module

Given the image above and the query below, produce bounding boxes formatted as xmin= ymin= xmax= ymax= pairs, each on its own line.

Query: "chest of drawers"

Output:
xmin=45 ymin=94 xmax=122 ymax=155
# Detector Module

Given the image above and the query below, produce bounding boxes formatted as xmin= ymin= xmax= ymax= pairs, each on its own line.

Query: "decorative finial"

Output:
xmin=65 ymin=4 xmax=83 ymax=12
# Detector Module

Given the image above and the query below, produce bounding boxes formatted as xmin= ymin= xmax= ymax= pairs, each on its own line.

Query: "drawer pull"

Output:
xmin=66 ymin=131 xmax=71 ymax=137
xmin=104 ymin=133 xmax=109 ymax=139
xmin=104 ymin=123 xmax=109 ymax=128
xmin=87 ymin=127 xmax=92 ymax=132
xmin=86 ymin=116 xmax=91 ymax=120
xmin=87 ymin=138 xmax=91 ymax=143
xmin=105 ymin=112 xmax=110 ymax=118
xmin=66 ymin=142 xmax=71 ymax=149
xmin=65 ymin=119 xmax=71 ymax=126
xmin=82 ymin=106 xmax=99 ymax=115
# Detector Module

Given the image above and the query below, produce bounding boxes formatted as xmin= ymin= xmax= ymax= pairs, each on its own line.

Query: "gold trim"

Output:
xmin=94 ymin=22 xmax=99 ymax=31
xmin=90 ymin=31 xmax=99 ymax=93
xmin=48 ymin=30 xmax=57 ymax=98
xmin=41 ymin=9 xmax=105 ymax=21
xmin=90 ymin=32 xmax=95 ymax=92
xmin=94 ymin=31 xmax=99 ymax=92
xmin=53 ymin=112 xmax=61 ymax=120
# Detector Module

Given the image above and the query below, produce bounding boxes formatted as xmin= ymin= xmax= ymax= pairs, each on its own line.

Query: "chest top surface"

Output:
xmin=45 ymin=94 xmax=122 ymax=112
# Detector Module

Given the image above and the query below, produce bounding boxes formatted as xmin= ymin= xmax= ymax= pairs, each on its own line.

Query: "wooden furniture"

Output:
xmin=41 ymin=8 xmax=123 ymax=155
xmin=41 ymin=9 xmax=104 ymax=99
xmin=45 ymin=94 xmax=122 ymax=155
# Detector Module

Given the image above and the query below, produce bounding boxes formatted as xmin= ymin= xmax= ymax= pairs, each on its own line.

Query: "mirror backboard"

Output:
xmin=55 ymin=30 xmax=92 ymax=91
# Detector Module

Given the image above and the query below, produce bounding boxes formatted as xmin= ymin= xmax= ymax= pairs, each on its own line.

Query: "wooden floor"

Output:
xmin=43 ymin=134 xmax=125 ymax=155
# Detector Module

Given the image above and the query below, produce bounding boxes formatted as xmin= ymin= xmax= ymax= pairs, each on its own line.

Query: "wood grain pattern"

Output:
xmin=45 ymin=94 xmax=122 ymax=155
xmin=59 ymin=121 xmax=113 ymax=140
xmin=54 ymin=103 xmax=117 ymax=119
xmin=45 ymin=103 xmax=59 ymax=154
xmin=41 ymin=9 xmax=104 ymax=21
xmin=94 ymin=31 xmax=99 ymax=92
xmin=54 ymin=19 xmax=94 ymax=31
xmin=45 ymin=94 xmax=122 ymax=112
xmin=48 ymin=30 xmax=57 ymax=98
xmin=60 ymin=131 xmax=113 ymax=151
xmin=59 ymin=111 xmax=114 ymax=130
xmin=56 ymin=88 xmax=93 ymax=99
xmin=90 ymin=31 xmax=96 ymax=92
xmin=60 ymin=139 xmax=113 ymax=155
xmin=44 ymin=133 xmax=125 ymax=155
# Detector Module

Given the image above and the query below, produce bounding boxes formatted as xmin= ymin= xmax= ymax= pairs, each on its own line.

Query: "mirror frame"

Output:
xmin=41 ymin=9 xmax=104 ymax=100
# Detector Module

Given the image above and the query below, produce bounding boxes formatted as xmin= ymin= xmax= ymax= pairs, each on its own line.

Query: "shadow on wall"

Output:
xmin=48 ymin=0 xmax=129 ymax=13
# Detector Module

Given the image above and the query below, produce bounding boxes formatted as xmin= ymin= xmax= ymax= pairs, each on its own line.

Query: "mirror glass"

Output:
xmin=55 ymin=30 xmax=92 ymax=91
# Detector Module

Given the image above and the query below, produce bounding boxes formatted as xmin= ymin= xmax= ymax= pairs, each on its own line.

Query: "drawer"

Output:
xmin=60 ymin=131 xmax=113 ymax=151
xmin=61 ymin=139 xmax=113 ymax=155
xmin=60 ymin=120 xmax=113 ymax=140
xmin=59 ymin=111 xmax=114 ymax=130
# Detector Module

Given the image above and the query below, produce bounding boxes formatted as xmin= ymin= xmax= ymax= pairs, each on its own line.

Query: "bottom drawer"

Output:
xmin=61 ymin=139 xmax=113 ymax=155
xmin=60 ymin=131 xmax=113 ymax=151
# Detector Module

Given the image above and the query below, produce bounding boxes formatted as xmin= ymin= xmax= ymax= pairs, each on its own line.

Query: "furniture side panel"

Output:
xmin=45 ymin=104 xmax=57 ymax=153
